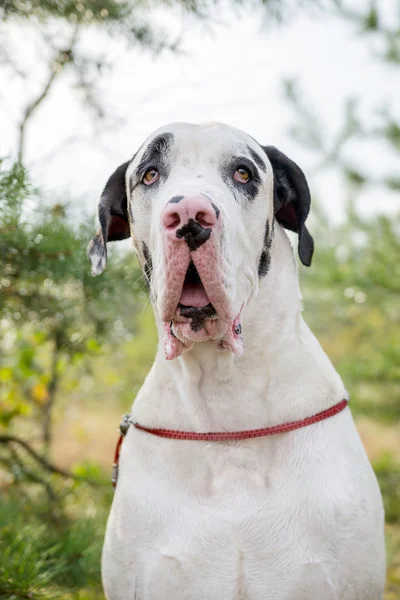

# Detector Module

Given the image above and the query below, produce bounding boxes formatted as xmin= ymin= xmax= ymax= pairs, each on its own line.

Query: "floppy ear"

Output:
xmin=263 ymin=146 xmax=314 ymax=267
xmin=87 ymin=160 xmax=131 ymax=276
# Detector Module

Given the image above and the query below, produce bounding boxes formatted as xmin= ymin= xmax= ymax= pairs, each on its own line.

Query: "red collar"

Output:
xmin=112 ymin=398 xmax=348 ymax=487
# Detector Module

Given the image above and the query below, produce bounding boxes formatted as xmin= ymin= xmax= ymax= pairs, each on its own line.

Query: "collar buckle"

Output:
xmin=119 ymin=413 xmax=131 ymax=436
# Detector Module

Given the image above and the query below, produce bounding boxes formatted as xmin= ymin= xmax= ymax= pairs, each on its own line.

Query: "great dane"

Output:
xmin=88 ymin=122 xmax=385 ymax=599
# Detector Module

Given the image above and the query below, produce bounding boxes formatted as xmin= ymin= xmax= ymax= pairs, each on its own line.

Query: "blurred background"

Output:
xmin=0 ymin=0 xmax=399 ymax=598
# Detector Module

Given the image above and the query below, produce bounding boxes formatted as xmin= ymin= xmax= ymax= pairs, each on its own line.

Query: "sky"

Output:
xmin=1 ymin=0 xmax=398 ymax=224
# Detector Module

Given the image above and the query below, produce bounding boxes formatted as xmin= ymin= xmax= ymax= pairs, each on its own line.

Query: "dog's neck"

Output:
xmin=132 ymin=226 xmax=345 ymax=431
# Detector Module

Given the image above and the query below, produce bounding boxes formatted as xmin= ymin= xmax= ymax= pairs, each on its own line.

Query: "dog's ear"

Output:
xmin=263 ymin=146 xmax=314 ymax=267
xmin=88 ymin=160 xmax=131 ymax=276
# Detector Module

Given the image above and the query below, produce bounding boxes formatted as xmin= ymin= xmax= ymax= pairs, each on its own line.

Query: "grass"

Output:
xmin=0 ymin=482 xmax=111 ymax=600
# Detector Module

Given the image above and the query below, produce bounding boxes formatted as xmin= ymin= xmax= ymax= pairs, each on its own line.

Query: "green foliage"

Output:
xmin=0 ymin=161 xmax=144 ymax=462
xmin=0 ymin=0 xmax=129 ymax=22
xmin=373 ymin=453 xmax=400 ymax=524
xmin=337 ymin=1 xmax=400 ymax=64
xmin=0 ymin=0 xmax=175 ymax=54
xmin=364 ymin=5 xmax=379 ymax=31
xmin=301 ymin=206 xmax=400 ymax=420
xmin=0 ymin=0 xmax=309 ymax=24
xmin=386 ymin=525 xmax=400 ymax=599
xmin=0 ymin=485 xmax=108 ymax=600
xmin=0 ymin=0 xmax=309 ymax=60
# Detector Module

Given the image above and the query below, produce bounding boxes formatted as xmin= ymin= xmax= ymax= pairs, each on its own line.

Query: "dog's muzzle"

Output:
xmin=159 ymin=194 xmax=243 ymax=359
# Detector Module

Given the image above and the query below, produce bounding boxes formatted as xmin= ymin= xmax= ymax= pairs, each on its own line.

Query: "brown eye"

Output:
xmin=143 ymin=168 xmax=159 ymax=185
xmin=234 ymin=166 xmax=251 ymax=183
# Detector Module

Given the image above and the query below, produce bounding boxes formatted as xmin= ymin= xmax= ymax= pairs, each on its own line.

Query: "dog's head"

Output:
xmin=88 ymin=122 xmax=313 ymax=359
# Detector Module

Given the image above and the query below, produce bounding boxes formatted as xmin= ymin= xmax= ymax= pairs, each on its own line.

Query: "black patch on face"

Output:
xmin=234 ymin=323 xmax=242 ymax=335
xmin=211 ymin=202 xmax=220 ymax=220
xmin=179 ymin=304 xmax=217 ymax=332
xmin=141 ymin=241 xmax=153 ymax=284
xmin=258 ymin=220 xmax=273 ymax=278
xmin=247 ymin=146 xmax=266 ymax=172
xmin=127 ymin=197 xmax=134 ymax=225
xmin=176 ymin=218 xmax=211 ymax=251
xmin=219 ymin=155 xmax=261 ymax=203
xmin=169 ymin=195 xmax=184 ymax=204
xmin=130 ymin=132 xmax=174 ymax=192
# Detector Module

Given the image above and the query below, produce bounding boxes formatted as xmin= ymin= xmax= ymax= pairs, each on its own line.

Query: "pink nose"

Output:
xmin=162 ymin=195 xmax=219 ymax=241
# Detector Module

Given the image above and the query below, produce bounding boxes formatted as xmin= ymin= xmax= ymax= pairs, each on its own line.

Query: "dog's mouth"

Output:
xmin=162 ymin=260 xmax=243 ymax=360
xmin=174 ymin=261 xmax=218 ymax=333
xmin=179 ymin=260 xmax=214 ymax=310
xmin=161 ymin=236 xmax=243 ymax=359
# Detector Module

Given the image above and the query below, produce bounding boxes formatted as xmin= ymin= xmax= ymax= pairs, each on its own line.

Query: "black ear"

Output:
xmin=263 ymin=146 xmax=314 ymax=267
xmin=87 ymin=160 xmax=131 ymax=276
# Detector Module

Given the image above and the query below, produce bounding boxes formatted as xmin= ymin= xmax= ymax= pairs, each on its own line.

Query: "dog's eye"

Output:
xmin=143 ymin=168 xmax=159 ymax=186
xmin=234 ymin=167 xmax=251 ymax=184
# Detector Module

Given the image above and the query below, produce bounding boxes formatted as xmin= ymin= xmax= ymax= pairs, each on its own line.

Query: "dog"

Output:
xmin=88 ymin=122 xmax=385 ymax=599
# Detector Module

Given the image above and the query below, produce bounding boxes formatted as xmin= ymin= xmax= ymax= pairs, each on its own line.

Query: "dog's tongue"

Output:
xmin=179 ymin=282 xmax=210 ymax=308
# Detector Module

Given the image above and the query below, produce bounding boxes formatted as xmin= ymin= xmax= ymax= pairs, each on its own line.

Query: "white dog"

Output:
xmin=88 ymin=122 xmax=385 ymax=600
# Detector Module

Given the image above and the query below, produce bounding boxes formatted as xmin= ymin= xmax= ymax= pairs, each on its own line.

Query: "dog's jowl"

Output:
xmin=88 ymin=122 xmax=385 ymax=600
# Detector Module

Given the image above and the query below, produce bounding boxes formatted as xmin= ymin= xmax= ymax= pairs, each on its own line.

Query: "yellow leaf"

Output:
xmin=0 ymin=367 xmax=13 ymax=382
xmin=32 ymin=382 xmax=49 ymax=405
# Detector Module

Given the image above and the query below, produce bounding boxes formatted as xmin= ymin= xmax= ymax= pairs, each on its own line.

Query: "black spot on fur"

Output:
xmin=258 ymin=220 xmax=273 ymax=278
xmin=176 ymin=218 xmax=211 ymax=250
xmin=211 ymin=203 xmax=220 ymax=219
xmin=219 ymin=155 xmax=261 ymax=203
xmin=169 ymin=321 xmax=177 ymax=338
xmin=169 ymin=195 xmax=184 ymax=204
xmin=142 ymin=241 xmax=153 ymax=284
xmin=179 ymin=304 xmax=216 ymax=332
xmin=133 ymin=133 xmax=174 ymax=189
xmin=248 ymin=146 xmax=266 ymax=172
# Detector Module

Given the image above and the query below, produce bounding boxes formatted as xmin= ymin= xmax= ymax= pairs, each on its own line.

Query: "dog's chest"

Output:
xmin=102 ymin=416 xmax=384 ymax=600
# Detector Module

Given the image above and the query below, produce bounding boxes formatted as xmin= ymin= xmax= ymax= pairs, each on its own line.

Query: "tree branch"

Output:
xmin=17 ymin=68 xmax=59 ymax=164
xmin=0 ymin=434 xmax=101 ymax=484
xmin=17 ymin=25 xmax=79 ymax=164
xmin=6 ymin=444 xmax=58 ymax=501
xmin=42 ymin=331 xmax=61 ymax=456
